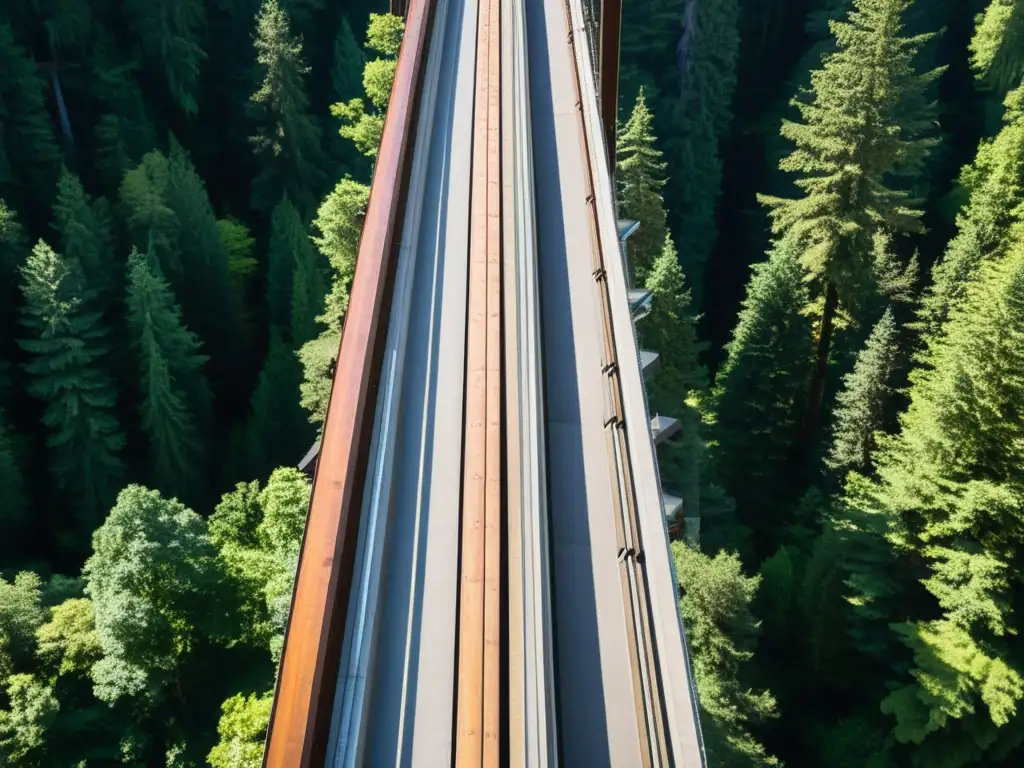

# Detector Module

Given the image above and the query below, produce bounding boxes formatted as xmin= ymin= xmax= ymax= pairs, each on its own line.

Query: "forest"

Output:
xmin=0 ymin=0 xmax=1021 ymax=765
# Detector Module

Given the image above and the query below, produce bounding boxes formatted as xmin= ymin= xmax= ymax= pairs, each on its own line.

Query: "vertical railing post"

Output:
xmin=598 ymin=0 xmax=622 ymax=173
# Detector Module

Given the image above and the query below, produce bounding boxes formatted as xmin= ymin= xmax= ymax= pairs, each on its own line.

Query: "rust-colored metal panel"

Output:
xmin=262 ymin=0 xmax=438 ymax=764
xmin=599 ymin=0 xmax=622 ymax=172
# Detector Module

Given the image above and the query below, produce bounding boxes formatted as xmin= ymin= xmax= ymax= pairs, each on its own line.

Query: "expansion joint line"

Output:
xmin=455 ymin=0 xmax=503 ymax=764
xmin=559 ymin=1 xmax=672 ymax=765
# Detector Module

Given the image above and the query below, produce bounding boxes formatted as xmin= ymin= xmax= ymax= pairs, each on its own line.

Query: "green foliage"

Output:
xmin=18 ymin=241 xmax=125 ymax=538
xmin=52 ymin=170 xmax=117 ymax=316
xmin=760 ymin=0 xmax=942 ymax=313
xmin=918 ymin=85 xmax=1024 ymax=338
xmin=218 ymin=217 xmax=258 ymax=290
xmin=267 ymin=196 xmax=321 ymax=337
xmin=244 ymin=328 xmax=312 ymax=479
xmin=0 ymin=24 xmax=61 ymax=212
xmin=616 ymin=89 xmax=668 ymax=283
xmin=672 ymin=543 xmax=779 ymax=766
xmin=709 ymin=238 xmax=813 ymax=552
xmin=123 ymin=0 xmax=207 ymax=115
xmin=297 ymin=329 xmax=339 ymax=427
xmin=0 ymin=674 xmax=58 ymax=766
xmin=84 ymin=486 xmax=226 ymax=704
xmin=331 ymin=15 xmax=366 ymax=103
xmin=0 ymin=413 xmax=28 ymax=548
xmin=664 ymin=0 xmax=741 ymax=300
xmin=970 ymin=0 xmax=1024 ymax=92
xmin=0 ymin=572 xmax=45 ymax=673
xmin=332 ymin=14 xmax=405 ymax=159
xmin=207 ymin=691 xmax=273 ymax=768
xmin=35 ymin=598 xmax=103 ymax=679
xmin=827 ymin=307 xmax=900 ymax=474
xmin=126 ymin=248 xmax=211 ymax=503
xmin=249 ymin=0 xmax=328 ymax=215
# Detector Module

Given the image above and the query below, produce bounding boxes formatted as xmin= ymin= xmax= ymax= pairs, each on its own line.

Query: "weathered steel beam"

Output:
xmin=599 ymin=0 xmax=622 ymax=172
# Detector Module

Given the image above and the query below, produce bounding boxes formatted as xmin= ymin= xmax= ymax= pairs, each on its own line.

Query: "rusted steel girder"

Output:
xmin=599 ymin=0 xmax=622 ymax=172
xmin=261 ymin=0 xmax=438 ymax=763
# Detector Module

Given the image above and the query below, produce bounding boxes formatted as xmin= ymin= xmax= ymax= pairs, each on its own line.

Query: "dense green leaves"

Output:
xmin=19 ymin=241 xmax=125 ymax=538
xmin=207 ymin=691 xmax=273 ymax=768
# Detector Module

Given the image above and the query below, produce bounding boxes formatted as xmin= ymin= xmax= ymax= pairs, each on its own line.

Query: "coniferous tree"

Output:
xmin=331 ymin=13 xmax=405 ymax=159
xmin=249 ymin=0 xmax=328 ymax=215
xmin=665 ymin=0 xmax=741 ymax=302
xmin=918 ymin=85 xmax=1024 ymax=339
xmin=672 ymin=543 xmax=779 ymax=766
xmin=125 ymin=248 xmax=211 ymax=504
xmin=244 ymin=328 xmax=311 ymax=480
xmin=123 ymin=0 xmax=207 ymax=115
xmin=759 ymin=0 xmax=943 ymax=441
xmin=51 ymin=170 xmax=116 ymax=307
xmin=840 ymin=235 xmax=1024 ymax=766
xmin=709 ymin=238 xmax=813 ymax=554
xmin=0 ymin=412 xmax=28 ymax=552
xmin=0 ymin=24 xmax=61 ymax=218
xmin=267 ymin=197 xmax=304 ymax=331
xmin=970 ymin=0 xmax=1024 ymax=92
xmin=327 ymin=14 xmax=369 ymax=177
xmin=0 ymin=200 xmax=25 ymax=382
xmin=616 ymin=89 xmax=668 ymax=284
xmin=18 ymin=241 xmax=125 ymax=539
xmin=826 ymin=307 xmax=900 ymax=474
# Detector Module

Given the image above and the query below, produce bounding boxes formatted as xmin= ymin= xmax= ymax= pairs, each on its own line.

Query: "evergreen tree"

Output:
xmin=616 ymin=89 xmax=668 ymax=283
xmin=327 ymin=14 xmax=368 ymax=177
xmin=331 ymin=13 xmax=405 ymax=159
xmin=126 ymin=248 xmax=211 ymax=504
xmin=123 ymin=0 xmax=207 ymax=115
xmin=0 ymin=24 xmax=61 ymax=217
xmin=970 ymin=0 xmax=1024 ymax=92
xmin=0 ymin=200 xmax=25 ymax=387
xmin=0 ymin=412 xmax=29 ymax=553
xmin=291 ymin=226 xmax=327 ymax=348
xmin=759 ymin=0 xmax=943 ymax=441
xmin=18 ymin=241 xmax=125 ymax=538
xmin=51 ymin=169 xmax=116 ymax=307
xmin=918 ymin=85 xmax=1024 ymax=339
xmin=672 ymin=543 xmax=779 ymax=766
xmin=249 ymin=0 xmax=328 ymax=215
xmin=244 ymin=329 xmax=311 ymax=479
xmin=664 ymin=0 xmax=741 ymax=302
xmin=267 ymin=197 xmax=304 ymax=331
xmin=709 ymin=238 xmax=813 ymax=555
xmin=826 ymin=307 xmax=900 ymax=474
xmin=120 ymin=151 xmax=180 ymax=281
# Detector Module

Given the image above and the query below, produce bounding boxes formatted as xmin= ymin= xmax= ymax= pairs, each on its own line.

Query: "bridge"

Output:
xmin=264 ymin=0 xmax=705 ymax=764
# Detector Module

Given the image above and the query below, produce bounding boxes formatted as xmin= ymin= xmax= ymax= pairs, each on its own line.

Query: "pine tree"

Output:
xmin=826 ymin=307 xmax=900 ymax=474
xmin=970 ymin=0 xmax=1024 ymax=92
xmin=326 ymin=14 xmax=369 ymax=177
xmin=267 ymin=197 xmax=303 ymax=331
xmin=331 ymin=13 xmax=405 ymax=159
xmin=672 ymin=543 xmax=779 ymax=766
xmin=918 ymin=85 xmax=1024 ymax=339
xmin=18 ymin=241 xmax=125 ymax=538
xmin=759 ymin=0 xmax=943 ymax=442
xmin=249 ymin=0 xmax=328 ymax=215
xmin=0 ymin=200 xmax=25 ymax=384
xmin=0 ymin=24 xmax=61 ymax=215
xmin=123 ymin=0 xmax=207 ymax=115
xmin=840 ymin=237 xmax=1024 ymax=766
xmin=244 ymin=328 xmax=311 ymax=480
xmin=120 ymin=151 xmax=179 ymax=281
xmin=616 ymin=89 xmax=668 ymax=284
xmin=664 ymin=0 xmax=740 ymax=303
xmin=641 ymin=233 xmax=708 ymax=413
xmin=52 ymin=169 xmax=117 ymax=307
xmin=709 ymin=238 xmax=814 ymax=554
xmin=0 ymin=412 xmax=28 ymax=551
xmin=126 ymin=248 xmax=211 ymax=505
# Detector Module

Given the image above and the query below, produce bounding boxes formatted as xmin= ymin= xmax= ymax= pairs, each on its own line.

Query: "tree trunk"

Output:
xmin=804 ymin=280 xmax=838 ymax=449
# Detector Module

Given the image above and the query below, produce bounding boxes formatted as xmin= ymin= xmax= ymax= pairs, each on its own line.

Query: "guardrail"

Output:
xmin=262 ymin=0 xmax=439 ymax=763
